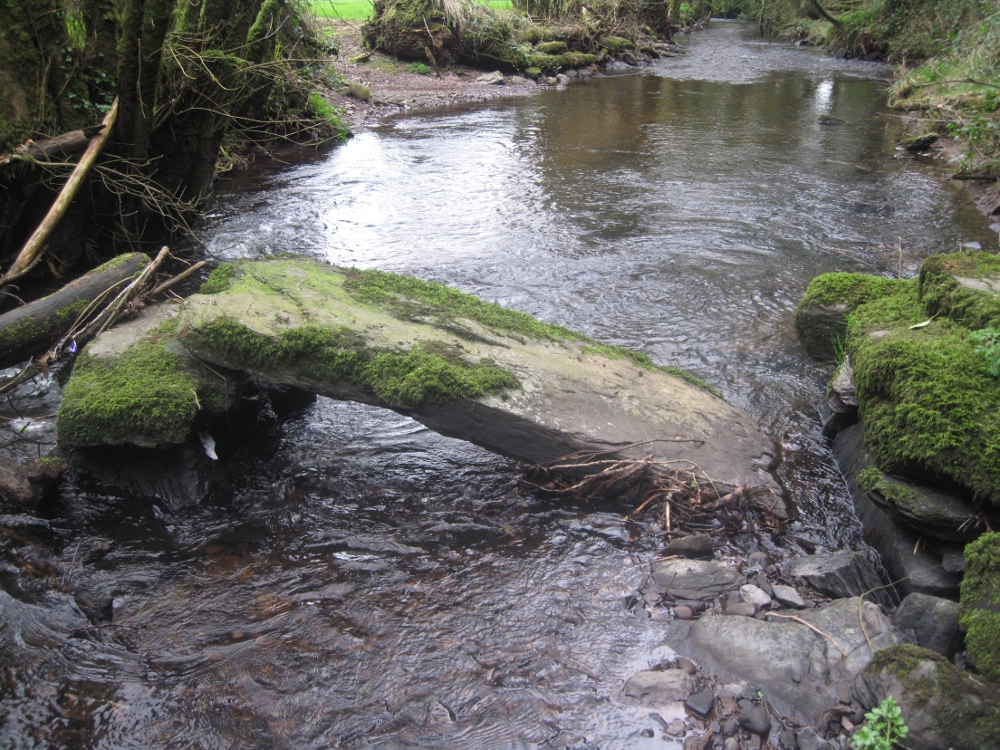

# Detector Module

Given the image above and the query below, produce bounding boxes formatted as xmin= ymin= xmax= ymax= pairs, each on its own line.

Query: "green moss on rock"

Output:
xmin=795 ymin=272 xmax=907 ymax=360
xmin=920 ymin=251 xmax=1000 ymax=331
xmin=184 ymin=315 xmax=519 ymax=408
xmin=57 ymin=323 xmax=203 ymax=447
xmin=200 ymin=262 xmax=239 ymax=295
xmin=847 ymin=279 xmax=1000 ymax=505
xmin=600 ymin=36 xmax=635 ymax=54
xmin=535 ymin=41 xmax=568 ymax=54
xmin=961 ymin=532 xmax=1000 ymax=682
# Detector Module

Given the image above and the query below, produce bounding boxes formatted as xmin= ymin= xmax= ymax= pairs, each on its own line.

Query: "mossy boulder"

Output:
xmin=798 ymin=256 xmax=1000 ymax=508
xmin=535 ymin=41 xmax=568 ymax=54
xmin=600 ymin=36 xmax=635 ymax=54
xmin=961 ymin=532 xmax=1000 ymax=682
xmin=852 ymin=644 xmax=1000 ymax=750
xmin=795 ymin=273 xmax=907 ymax=360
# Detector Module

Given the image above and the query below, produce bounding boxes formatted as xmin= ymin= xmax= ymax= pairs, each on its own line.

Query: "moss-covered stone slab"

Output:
xmin=60 ymin=259 xmax=782 ymax=500
xmin=852 ymin=644 xmax=1000 ymax=750
xmin=56 ymin=305 xmax=232 ymax=448
xmin=960 ymin=532 xmax=1000 ymax=683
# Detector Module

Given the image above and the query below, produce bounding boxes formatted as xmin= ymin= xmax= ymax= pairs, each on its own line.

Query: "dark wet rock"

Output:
xmin=940 ymin=549 xmax=964 ymax=574
xmin=818 ymin=116 xmax=846 ymax=126
xmin=652 ymin=559 xmax=742 ymax=600
xmin=624 ymin=669 xmax=694 ymax=705
xmin=901 ymin=133 xmax=939 ymax=153
xmin=73 ymin=589 xmax=113 ymax=625
xmin=822 ymin=358 xmax=860 ymax=440
xmin=738 ymin=706 xmax=770 ymax=735
xmin=674 ymin=605 xmax=695 ymax=620
xmin=784 ymin=551 xmax=885 ymax=602
xmin=772 ymin=584 xmax=806 ymax=609
xmin=685 ymin=598 xmax=904 ymax=724
xmin=863 ymin=472 xmax=982 ymax=544
xmin=852 ymin=644 xmax=1000 ymax=750
xmin=834 ymin=425 xmax=963 ymax=599
xmin=726 ymin=602 xmax=756 ymax=617
xmin=665 ymin=533 xmax=715 ymax=559
xmin=780 ymin=728 xmax=799 ymax=749
xmin=893 ymin=593 xmax=963 ymax=658
xmin=685 ymin=688 xmax=715 ymax=717
xmin=721 ymin=718 xmax=738 ymax=735
xmin=0 ymin=456 xmax=64 ymax=504
xmin=794 ymin=301 xmax=848 ymax=361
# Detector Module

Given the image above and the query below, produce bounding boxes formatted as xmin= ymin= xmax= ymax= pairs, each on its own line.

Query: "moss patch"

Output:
xmin=846 ymin=277 xmax=1000 ymax=505
xmin=184 ymin=315 xmax=519 ymax=408
xmin=200 ymin=262 xmax=240 ymax=295
xmin=864 ymin=643 xmax=1000 ymax=748
xmin=57 ymin=321 xmax=207 ymax=447
xmin=920 ymin=251 xmax=1000 ymax=331
xmin=342 ymin=267 xmax=721 ymax=397
xmin=961 ymin=532 xmax=1000 ymax=682
xmin=795 ymin=273 xmax=908 ymax=360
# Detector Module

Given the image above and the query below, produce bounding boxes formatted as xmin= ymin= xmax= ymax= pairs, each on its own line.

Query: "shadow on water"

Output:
xmin=2 ymin=20 xmax=997 ymax=749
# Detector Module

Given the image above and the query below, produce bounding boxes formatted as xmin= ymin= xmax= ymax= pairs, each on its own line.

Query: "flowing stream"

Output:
xmin=1 ymin=21 xmax=997 ymax=750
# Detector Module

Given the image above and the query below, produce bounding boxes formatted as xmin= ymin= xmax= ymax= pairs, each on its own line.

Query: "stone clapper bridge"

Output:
xmin=57 ymin=258 xmax=785 ymax=514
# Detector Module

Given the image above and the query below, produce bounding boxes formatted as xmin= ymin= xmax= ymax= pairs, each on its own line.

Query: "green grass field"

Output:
xmin=309 ymin=0 xmax=512 ymax=21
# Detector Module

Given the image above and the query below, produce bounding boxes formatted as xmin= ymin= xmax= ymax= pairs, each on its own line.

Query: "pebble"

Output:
xmin=724 ymin=738 xmax=739 ymax=750
xmin=740 ymin=584 xmax=772 ymax=609
xmin=665 ymin=533 xmax=715 ymax=560
xmin=676 ymin=657 xmax=697 ymax=674
xmin=780 ymin=728 xmax=799 ymax=749
xmin=721 ymin=719 xmax=739 ymax=736
xmin=747 ymin=551 xmax=773 ymax=569
xmin=738 ymin=706 xmax=771 ymax=735
xmin=725 ymin=601 xmax=756 ymax=617
xmin=666 ymin=719 xmax=686 ymax=736
xmin=685 ymin=688 xmax=715 ymax=718
xmin=674 ymin=605 xmax=695 ymax=620
xmin=772 ymin=584 xmax=806 ymax=609
xmin=509 ymin=75 xmax=528 ymax=85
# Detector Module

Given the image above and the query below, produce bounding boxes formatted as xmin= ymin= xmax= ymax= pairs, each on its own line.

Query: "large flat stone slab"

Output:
xmin=62 ymin=259 xmax=782 ymax=501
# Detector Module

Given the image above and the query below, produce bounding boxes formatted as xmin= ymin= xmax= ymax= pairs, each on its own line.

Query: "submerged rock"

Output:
xmin=650 ymin=559 xmax=743 ymax=600
xmin=59 ymin=259 xmax=782 ymax=500
xmin=623 ymin=669 xmax=694 ymax=705
xmin=852 ymin=644 xmax=1000 ymax=750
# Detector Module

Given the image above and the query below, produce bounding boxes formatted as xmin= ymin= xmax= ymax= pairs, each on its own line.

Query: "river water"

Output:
xmin=1 ymin=21 xmax=996 ymax=750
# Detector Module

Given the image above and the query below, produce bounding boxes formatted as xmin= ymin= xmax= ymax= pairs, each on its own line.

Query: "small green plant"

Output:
xmin=851 ymin=697 xmax=909 ymax=750
xmin=406 ymin=62 xmax=433 ymax=75
xmin=971 ymin=327 xmax=1000 ymax=377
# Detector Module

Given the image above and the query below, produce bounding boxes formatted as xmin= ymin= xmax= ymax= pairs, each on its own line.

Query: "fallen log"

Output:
xmin=0 ymin=252 xmax=149 ymax=368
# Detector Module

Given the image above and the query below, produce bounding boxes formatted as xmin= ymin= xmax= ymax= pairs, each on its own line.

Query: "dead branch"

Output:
xmin=2 ymin=99 xmax=119 ymax=285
